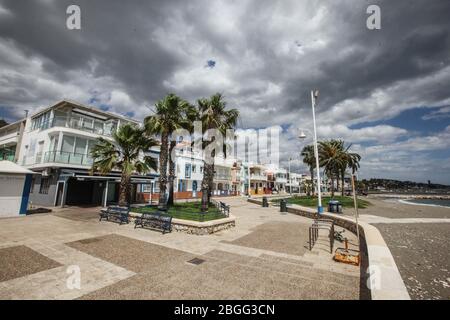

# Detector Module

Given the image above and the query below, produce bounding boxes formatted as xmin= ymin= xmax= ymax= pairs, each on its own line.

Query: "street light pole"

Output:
xmin=247 ymin=163 xmax=251 ymax=198
xmin=311 ymin=90 xmax=323 ymax=214
xmin=288 ymin=158 xmax=292 ymax=196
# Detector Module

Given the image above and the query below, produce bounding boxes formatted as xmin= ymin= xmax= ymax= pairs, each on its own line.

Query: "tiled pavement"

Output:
xmin=0 ymin=198 xmax=362 ymax=299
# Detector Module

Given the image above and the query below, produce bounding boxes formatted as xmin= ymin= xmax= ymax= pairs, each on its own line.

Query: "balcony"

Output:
xmin=0 ymin=152 xmax=15 ymax=161
xmin=250 ymin=174 xmax=267 ymax=181
xmin=214 ymin=174 xmax=232 ymax=181
xmin=43 ymin=151 xmax=93 ymax=166
xmin=37 ymin=116 xmax=116 ymax=137
xmin=22 ymin=151 xmax=93 ymax=167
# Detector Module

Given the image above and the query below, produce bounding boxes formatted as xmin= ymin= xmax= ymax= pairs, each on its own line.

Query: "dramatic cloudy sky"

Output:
xmin=1 ymin=0 xmax=449 ymax=183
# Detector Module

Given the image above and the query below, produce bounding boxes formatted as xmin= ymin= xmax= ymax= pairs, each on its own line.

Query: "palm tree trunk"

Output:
xmin=118 ymin=173 xmax=131 ymax=207
xmin=201 ymin=162 xmax=214 ymax=212
xmin=167 ymin=140 xmax=176 ymax=206
xmin=158 ymin=133 xmax=169 ymax=206
xmin=336 ymin=170 xmax=341 ymax=191
xmin=341 ymin=171 xmax=345 ymax=196
xmin=310 ymin=167 xmax=314 ymax=196
xmin=331 ymin=176 xmax=335 ymax=198
xmin=208 ymin=163 xmax=215 ymax=202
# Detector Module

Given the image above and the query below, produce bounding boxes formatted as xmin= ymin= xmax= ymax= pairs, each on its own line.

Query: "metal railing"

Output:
xmin=0 ymin=153 xmax=15 ymax=161
xmin=43 ymin=150 xmax=93 ymax=166
xmin=250 ymin=174 xmax=267 ymax=180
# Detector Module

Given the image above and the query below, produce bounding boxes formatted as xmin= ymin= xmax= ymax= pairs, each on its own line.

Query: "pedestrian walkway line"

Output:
xmin=0 ymin=239 xmax=135 ymax=300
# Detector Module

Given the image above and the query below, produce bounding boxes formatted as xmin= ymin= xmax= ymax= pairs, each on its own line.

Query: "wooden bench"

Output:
xmin=134 ymin=211 xmax=172 ymax=234
xmin=99 ymin=206 xmax=130 ymax=225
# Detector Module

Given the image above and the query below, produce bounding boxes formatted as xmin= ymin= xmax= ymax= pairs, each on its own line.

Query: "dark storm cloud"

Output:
xmin=0 ymin=0 xmax=183 ymax=103
xmin=1 ymin=0 xmax=449 ymax=121
xmin=279 ymin=0 xmax=450 ymax=122
xmin=1 ymin=0 xmax=450 ymax=182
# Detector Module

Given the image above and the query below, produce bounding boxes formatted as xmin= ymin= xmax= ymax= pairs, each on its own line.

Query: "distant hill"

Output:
xmin=360 ymin=178 xmax=450 ymax=192
xmin=0 ymin=119 xmax=8 ymax=128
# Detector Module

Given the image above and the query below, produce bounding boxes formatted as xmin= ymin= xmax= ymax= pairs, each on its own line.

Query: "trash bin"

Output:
xmin=328 ymin=200 xmax=339 ymax=213
xmin=336 ymin=203 xmax=343 ymax=214
xmin=262 ymin=197 xmax=269 ymax=207
xmin=280 ymin=199 xmax=287 ymax=213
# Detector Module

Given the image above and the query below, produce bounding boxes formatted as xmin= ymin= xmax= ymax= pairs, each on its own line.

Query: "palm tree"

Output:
xmin=90 ymin=123 xmax=158 ymax=206
xmin=144 ymin=94 xmax=196 ymax=207
xmin=301 ymin=145 xmax=316 ymax=196
xmin=318 ymin=140 xmax=346 ymax=197
xmin=339 ymin=145 xmax=361 ymax=196
xmin=197 ymin=93 xmax=239 ymax=211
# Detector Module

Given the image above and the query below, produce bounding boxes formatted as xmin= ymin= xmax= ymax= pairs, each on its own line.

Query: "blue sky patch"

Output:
xmin=350 ymin=106 xmax=450 ymax=134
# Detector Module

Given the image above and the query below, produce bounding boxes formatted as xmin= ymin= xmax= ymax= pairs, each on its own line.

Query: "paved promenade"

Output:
xmin=0 ymin=198 xmax=362 ymax=300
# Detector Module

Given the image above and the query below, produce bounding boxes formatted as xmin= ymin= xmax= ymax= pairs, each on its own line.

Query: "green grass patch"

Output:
xmin=273 ymin=196 xmax=371 ymax=209
xmin=131 ymin=201 xmax=226 ymax=222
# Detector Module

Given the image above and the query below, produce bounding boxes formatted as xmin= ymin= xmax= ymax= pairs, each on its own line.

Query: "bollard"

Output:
xmin=262 ymin=197 xmax=269 ymax=207
xmin=280 ymin=199 xmax=287 ymax=213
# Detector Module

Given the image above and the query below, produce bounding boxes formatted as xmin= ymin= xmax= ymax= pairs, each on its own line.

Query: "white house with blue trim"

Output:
xmin=0 ymin=160 xmax=37 ymax=217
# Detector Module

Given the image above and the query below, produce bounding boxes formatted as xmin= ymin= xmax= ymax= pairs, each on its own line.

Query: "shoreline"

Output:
xmin=398 ymin=199 xmax=450 ymax=209
xmin=369 ymin=193 xmax=450 ymax=200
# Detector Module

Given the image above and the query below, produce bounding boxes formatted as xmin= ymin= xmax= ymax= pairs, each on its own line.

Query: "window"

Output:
xmin=192 ymin=165 xmax=196 ymax=173
xmin=30 ymin=177 xmax=35 ymax=193
xmin=74 ymin=137 xmax=87 ymax=154
xmin=185 ymin=164 xmax=191 ymax=179
xmin=62 ymin=136 xmax=75 ymax=153
xmin=39 ymin=177 xmax=51 ymax=194
xmin=142 ymin=183 xmax=153 ymax=193
xmin=31 ymin=112 xmax=51 ymax=130
xmin=200 ymin=166 xmax=203 ymax=173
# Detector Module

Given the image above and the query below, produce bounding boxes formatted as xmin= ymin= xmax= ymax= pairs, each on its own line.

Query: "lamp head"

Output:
xmin=298 ymin=130 xmax=306 ymax=139
xmin=313 ymin=89 xmax=319 ymax=99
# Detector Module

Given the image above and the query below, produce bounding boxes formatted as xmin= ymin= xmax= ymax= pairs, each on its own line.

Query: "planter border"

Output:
xmin=128 ymin=212 xmax=235 ymax=235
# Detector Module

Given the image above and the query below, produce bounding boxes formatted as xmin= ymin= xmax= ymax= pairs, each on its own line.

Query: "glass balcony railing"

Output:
xmin=250 ymin=174 xmax=267 ymax=180
xmin=38 ymin=116 xmax=116 ymax=136
xmin=44 ymin=151 xmax=93 ymax=166
xmin=0 ymin=153 xmax=15 ymax=161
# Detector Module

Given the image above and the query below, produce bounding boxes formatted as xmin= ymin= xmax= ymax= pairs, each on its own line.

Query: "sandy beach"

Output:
xmin=345 ymin=195 xmax=450 ymax=300
xmin=348 ymin=196 xmax=450 ymax=219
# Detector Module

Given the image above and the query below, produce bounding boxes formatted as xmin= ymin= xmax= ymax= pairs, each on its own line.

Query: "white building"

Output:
xmin=249 ymin=163 xmax=268 ymax=195
xmin=0 ymin=161 xmax=36 ymax=217
xmin=0 ymin=118 xmax=26 ymax=162
xmin=173 ymin=142 xmax=204 ymax=197
xmin=212 ymin=155 xmax=235 ymax=196
xmin=13 ymin=100 xmax=158 ymax=207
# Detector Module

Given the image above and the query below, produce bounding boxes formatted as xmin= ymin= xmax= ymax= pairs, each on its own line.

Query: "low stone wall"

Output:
xmin=248 ymin=198 xmax=411 ymax=300
xmin=128 ymin=212 xmax=235 ymax=235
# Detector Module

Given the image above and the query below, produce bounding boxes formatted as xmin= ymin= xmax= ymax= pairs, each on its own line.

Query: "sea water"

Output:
xmin=401 ymin=198 xmax=450 ymax=208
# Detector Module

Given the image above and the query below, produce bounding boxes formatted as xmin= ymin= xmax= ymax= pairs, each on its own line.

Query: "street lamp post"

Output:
xmin=310 ymin=90 xmax=323 ymax=214
xmin=247 ymin=163 xmax=251 ymax=198
xmin=288 ymin=158 xmax=292 ymax=196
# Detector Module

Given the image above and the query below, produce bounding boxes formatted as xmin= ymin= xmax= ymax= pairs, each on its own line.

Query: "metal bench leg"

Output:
xmin=309 ymin=228 xmax=312 ymax=251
